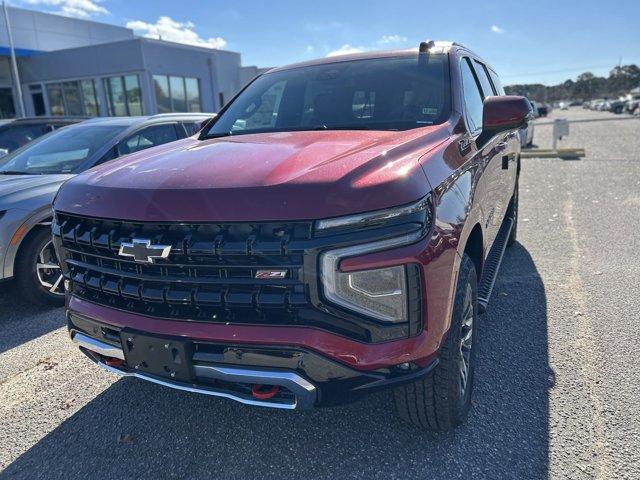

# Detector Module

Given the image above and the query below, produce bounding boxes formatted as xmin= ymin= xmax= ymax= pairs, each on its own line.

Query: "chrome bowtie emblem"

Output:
xmin=118 ymin=239 xmax=171 ymax=264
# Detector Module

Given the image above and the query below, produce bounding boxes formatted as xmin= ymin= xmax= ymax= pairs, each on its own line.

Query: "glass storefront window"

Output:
xmin=105 ymin=77 xmax=126 ymax=116
xmin=124 ymin=75 xmax=142 ymax=116
xmin=62 ymin=81 xmax=83 ymax=116
xmin=80 ymin=80 xmax=99 ymax=117
xmin=185 ymin=77 xmax=201 ymax=112
xmin=153 ymin=75 xmax=171 ymax=113
xmin=47 ymin=84 xmax=65 ymax=116
xmin=153 ymin=75 xmax=201 ymax=113
xmin=41 ymin=80 xmax=99 ymax=117
xmin=169 ymin=76 xmax=186 ymax=112
xmin=104 ymin=75 xmax=142 ymax=116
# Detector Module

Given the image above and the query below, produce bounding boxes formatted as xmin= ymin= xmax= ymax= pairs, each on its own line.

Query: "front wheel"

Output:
xmin=15 ymin=227 xmax=65 ymax=306
xmin=393 ymin=254 xmax=478 ymax=431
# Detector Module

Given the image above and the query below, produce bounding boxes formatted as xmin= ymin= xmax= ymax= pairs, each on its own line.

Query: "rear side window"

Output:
xmin=460 ymin=58 xmax=484 ymax=135
xmin=473 ymin=61 xmax=496 ymax=99
xmin=117 ymin=124 xmax=179 ymax=156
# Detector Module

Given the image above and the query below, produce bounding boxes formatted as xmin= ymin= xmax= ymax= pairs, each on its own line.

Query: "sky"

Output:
xmin=9 ymin=0 xmax=640 ymax=85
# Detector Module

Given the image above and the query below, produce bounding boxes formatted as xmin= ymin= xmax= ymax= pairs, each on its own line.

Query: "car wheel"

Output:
xmin=393 ymin=254 xmax=478 ymax=431
xmin=15 ymin=227 xmax=65 ymax=306
xmin=507 ymin=178 xmax=518 ymax=247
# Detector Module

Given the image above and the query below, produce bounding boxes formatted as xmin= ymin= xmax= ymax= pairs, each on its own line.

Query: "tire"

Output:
xmin=507 ymin=177 xmax=518 ymax=247
xmin=15 ymin=227 xmax=65 ymax=306
xmin=393 ymin=254 xmax=478 ymax=431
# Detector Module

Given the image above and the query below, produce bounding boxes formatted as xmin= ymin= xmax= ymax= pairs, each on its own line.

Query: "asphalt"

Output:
xmin=1 ymin=108 xmax=639 ymax=480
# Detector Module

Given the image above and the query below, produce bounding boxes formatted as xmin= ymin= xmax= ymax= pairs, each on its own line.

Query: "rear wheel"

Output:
xmin=393 ymin=254 xmax=478 ymax=431
xmin=15 ymin=227 xmax=65 ymax=306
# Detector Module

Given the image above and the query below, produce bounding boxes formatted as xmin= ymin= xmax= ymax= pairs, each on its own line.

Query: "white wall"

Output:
xmin=0 ymin=6 xmax=133 ymax=52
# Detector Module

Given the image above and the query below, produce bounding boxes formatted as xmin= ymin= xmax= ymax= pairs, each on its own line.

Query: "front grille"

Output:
xmin=54 ymin=211 xmax=421 ymax=342
xmin=54 ymin=212 xmax=312 ymax=325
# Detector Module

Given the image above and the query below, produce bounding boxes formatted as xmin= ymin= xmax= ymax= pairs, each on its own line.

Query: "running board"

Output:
xmin=477 ymin=217 xmax=513 ymax=312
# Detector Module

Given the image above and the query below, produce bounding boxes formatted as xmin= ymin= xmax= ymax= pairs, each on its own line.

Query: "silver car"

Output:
xmin=0 ymin=113 xmax=211 ymax=305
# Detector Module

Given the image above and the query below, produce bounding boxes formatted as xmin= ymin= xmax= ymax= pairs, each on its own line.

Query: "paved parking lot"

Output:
xmin=1 ymin=108 xmax=639 ymax=479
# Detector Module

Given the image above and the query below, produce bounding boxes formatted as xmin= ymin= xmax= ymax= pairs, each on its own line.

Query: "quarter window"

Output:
xmin=152 ymin=75 xmax=201 ymax=112
xmin=473 ymin=61 xmax=496 ymax=99
xmin=460 ymin=58 xmax=484 ymax=135
xmin=488 ymin=70 xmax=505 ymax=96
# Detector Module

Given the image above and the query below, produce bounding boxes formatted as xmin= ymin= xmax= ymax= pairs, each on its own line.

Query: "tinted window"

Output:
xmin=0 ymin=124 xmax=47 ymax=153
xmin=206 ymin=55 xmax=451 ymax=136
xmin=0 ymin=125 xmax=126 ymax=174
xmin=117 ymin=124 xmax=178 ymax=156
xmin=460 ymin=58 xmax=484 ymax=134
xmin=473 ymin=61 xmax=496 ymax=99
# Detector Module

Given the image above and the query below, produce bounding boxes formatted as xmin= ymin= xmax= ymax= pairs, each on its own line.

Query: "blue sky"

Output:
xmin=13 ymin=0 xmax=640 ymax=85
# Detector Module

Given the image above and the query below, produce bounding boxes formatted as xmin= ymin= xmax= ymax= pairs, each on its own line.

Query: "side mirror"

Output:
xmin=479 ymin=95 xmax=533 ymax=145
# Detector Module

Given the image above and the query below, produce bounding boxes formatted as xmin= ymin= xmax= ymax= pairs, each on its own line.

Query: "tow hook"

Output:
xmin=251 ymin=384 xmax=280 ymax=400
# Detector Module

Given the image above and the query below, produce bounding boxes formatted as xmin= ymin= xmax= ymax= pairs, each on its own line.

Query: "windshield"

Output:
xmin=205 ymin=54 xmax=450 ymax=137
xmin=0 ymin=124 xmax=126 ymax=175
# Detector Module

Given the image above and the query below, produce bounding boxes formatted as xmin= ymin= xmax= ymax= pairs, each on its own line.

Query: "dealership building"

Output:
xmin=0 ymin=6 xmax=261 ymax=119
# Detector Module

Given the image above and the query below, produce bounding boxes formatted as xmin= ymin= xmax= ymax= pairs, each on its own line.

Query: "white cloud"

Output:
xmin=326 ymin=44 xmax=364 ymax=57
xmin=305 ymin=45 xmax=314 ymax=54
xmin=23 ymin=0 xmax=108 ymax=18
xmin=126 ymin=16 xmax=227 ymax=49
xmin=491 ymin=25 xmax=504 ymax=34
xmin=376 ymin=34 xmax=408 ymax=45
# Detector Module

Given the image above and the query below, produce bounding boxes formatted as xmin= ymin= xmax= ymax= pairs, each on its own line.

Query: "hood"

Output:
xmin=54 ymin=126 xmax=450 ymax=222
xmin=0 ymin=174 xmax=74 ymax=211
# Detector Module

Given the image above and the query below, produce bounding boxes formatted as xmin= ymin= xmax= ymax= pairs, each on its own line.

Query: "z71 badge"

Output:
xmin=254 ymin=270 xmax=288 ymax=279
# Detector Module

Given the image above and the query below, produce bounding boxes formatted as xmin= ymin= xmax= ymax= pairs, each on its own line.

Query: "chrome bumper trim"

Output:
xmin=72 ymin=332 xmax=125 ymax=360
xmin=71 ymin=332 xmax=316 ymax=410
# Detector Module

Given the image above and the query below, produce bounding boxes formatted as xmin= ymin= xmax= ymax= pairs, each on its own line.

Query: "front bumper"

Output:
xmin=68 ymin=310 xmax=438 ymax=409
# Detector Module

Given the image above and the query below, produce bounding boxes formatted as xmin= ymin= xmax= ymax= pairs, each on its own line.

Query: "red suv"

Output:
xmin=53 ymin=41 xmax=531 ymax=430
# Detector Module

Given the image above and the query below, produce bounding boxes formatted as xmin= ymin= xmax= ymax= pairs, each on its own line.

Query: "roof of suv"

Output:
xmin=268 ymin=41 xmax=468 ymax=73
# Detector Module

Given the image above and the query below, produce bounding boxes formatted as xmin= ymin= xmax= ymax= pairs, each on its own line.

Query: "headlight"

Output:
xmin=318 ymin=196 xmax=431 ymax=323
xmin=320 ymin=232 xmax=423 ymax=323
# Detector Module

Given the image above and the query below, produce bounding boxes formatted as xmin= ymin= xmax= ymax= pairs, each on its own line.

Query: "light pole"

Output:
xmin=2 ymin=1 xmax=26 ymax=117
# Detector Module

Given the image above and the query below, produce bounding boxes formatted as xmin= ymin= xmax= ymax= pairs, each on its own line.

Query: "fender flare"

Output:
xmin=3 ymin=206 xmax=53 ymax=279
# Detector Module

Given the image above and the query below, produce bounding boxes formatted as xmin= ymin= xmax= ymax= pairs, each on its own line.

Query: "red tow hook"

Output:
xmin=104 ymin=357 xmax=124 ymax=367
xmin=251 ymin=384 xmax=280 ymax=400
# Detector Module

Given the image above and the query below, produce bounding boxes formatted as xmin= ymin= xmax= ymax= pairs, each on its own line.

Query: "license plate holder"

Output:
xmin=120 ymin=330 xmax=193 ymax=382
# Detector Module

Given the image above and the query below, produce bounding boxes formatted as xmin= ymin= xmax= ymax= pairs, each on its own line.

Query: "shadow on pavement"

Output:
xmin=0 ymin=281 xmax=65 ymax=355
xmin=1 ymin=243 xmax=552 ymax=479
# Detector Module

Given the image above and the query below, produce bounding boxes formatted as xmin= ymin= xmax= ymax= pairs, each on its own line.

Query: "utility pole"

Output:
xmin=2 ymin=1 xmax=25 ymax=117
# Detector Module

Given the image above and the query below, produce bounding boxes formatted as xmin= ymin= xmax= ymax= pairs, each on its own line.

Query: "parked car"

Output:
xmin=624 ymin=95 xmax=640 ymax=114
xmin=0 ymin=117 xmax=85 ymax=158
xmin=537 ymin=103 xmax=551 ymax=116
xmin=0 ymin=113 xmax=211 ymax=305
xmin=608 ymin=99 xmax=626 ymax=114
xmin=53 ymin=41 xmax=531 ymax=430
